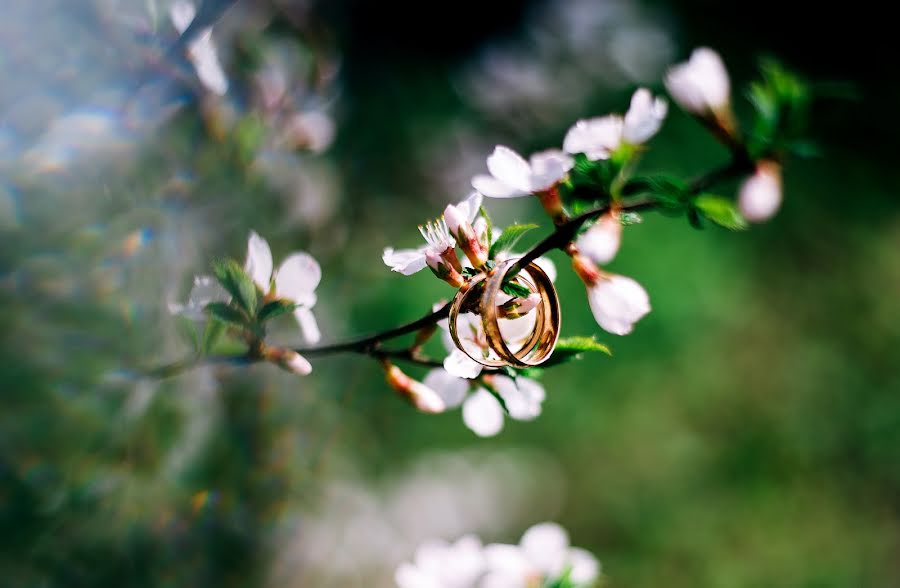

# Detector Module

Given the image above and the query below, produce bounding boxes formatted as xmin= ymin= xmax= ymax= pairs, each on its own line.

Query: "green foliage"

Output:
xmin=501 ymin=280 xmax=532 ymax=299
xmin=541 ymin=336 xmax=611 ymax=367
xmin=693 ymin=194 xmax=749 ymax=230
xmin=479 ymin=205 xmax=494 ymax=246
xmin=205 ymin=301 xmax=248 ymax=326
xmin=490 ymin=223 xmax=539 ymax=258
xmin=747 ymin=59 xmax=812 ymax=157
xmin=624 ymin=175 xmax=689 ymax=213
xmin=257 ymin=299 xmax=297 ymax=323
xmin=563 ymin=154 xmax=617 ymax=204
xmin=212 ymin=259 xmax=258 ymax=314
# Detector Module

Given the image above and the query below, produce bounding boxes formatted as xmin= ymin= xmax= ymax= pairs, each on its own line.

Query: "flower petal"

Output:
xmin=245 ymin=231 xmax=274 ymax=292
xmin=493 ymin=375 xmax=544 ymax=421
xmin=382 ymin=247 xmax=427 ymax=275
xmin=738 ymin=161 xmax=782 ymax=222
xmin=533 ymin=256 xmax=557 ymax=283
xmin=521 ymin=522 xmax=570 ymax=577
xmin=665 ymin=47 xmax=730 ymax=114
xmin=443 ymin=349 xmax=483 ymax=379
xmin=455 ymin=192 xmax=484 ymax=223
xmin=275 ymin=252 xmax=321 ymax=303
xmin=423 ymin=368 xmax=469 ymax=409
xmin=486 ymin=145 xmax=534 ymax=192
xmin=563 ymin=115 xmax=623 ymax=161
xmin=472 ymin=174 xmax=528 ymax=198
xmin=576 ymin=212 xmax=622 ymax=265
xmin=528 ymin=149 xmax=574 ymax=192
xmin=588 ymin=274 xmax=651 ymax=335
xmin=462 ymin=388 xmax=504 ymax=437
xmin=567 ymin=547 xmax=601 ymax=585
xmin=623 ymin=88 xmax=667 ymax=144
xmin=293 ymin=306 xmax=321 ymax=344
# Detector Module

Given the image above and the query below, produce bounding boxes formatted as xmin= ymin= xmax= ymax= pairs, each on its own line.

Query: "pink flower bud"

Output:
xmin=576 ymin=211 xmax=622 ymax=265
xmin=426 ymin=249 xmax=465 ymax=287
xmin=738 ymin=160 xmax=782 ymax=222
xmin=384 ymin=363 xmax=446 ymax=414
xmin=570 ymin=251 xmax=603 ymax=286
xmin=265 ymin=347 xmax=313 ymax=375
xmin=444 ymin=204 xmax=488 ymax=269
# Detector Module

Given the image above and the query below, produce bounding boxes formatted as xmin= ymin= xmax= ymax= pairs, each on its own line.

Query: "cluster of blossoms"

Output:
xmin=395 ymin=522 xmax=600 ymax=588
xmin=172 ymin=46 xmax=797 ymax=440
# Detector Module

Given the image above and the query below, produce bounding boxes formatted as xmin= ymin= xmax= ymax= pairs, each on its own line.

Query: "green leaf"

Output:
xmin=212 ymin=258 xmax=258 ymax=313
xmin=202 ymin=318 xmax=226 ymax=354
xmin=501 ymin=281 xmax=532 ymax=299
xmin=479 ymin=205 xmax=493 ymax=247
xmin=175 ymin=316 xmax=201 ymax=352
xmin=489 ymin=223 xmax=538 ymax=259
xmin=257 ymin=299 xmax=297 ymax=323
xmin=693 ymin=194 xmax=749 ymax=231
xmin=542 ymin=336 xmax=611 ymax=367
xmin=204 ymin=302 xmax=247 ymax=326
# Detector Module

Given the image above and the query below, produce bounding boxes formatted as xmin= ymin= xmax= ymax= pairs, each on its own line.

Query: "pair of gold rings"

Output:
xmin=448 ymin=259 xmax=561 ymax=368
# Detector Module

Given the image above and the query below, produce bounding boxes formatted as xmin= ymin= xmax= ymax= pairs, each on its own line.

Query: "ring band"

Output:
xmin=448 ymin=259 xmax=561 ymax=368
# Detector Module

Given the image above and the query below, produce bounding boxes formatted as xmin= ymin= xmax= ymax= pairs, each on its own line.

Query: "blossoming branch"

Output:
xmin=165 ymin=47 xmax=812 ymax=438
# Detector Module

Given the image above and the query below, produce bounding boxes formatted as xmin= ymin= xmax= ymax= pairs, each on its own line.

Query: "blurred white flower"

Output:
xmin=281 ymin=111 xmax=337 ymax=153
xmin=563 ymin=115 xmax=623 ymax=161
xmin=168 ymin=275 xmax=228 ymax=320
xmin=395 ymin=535 xmax=486 ymax=588
xmin=664 ymin=47 xmax=730 ymax=116
xmin=622 ymin=88 xmax=667 ymax=144
xmin=587 ymin=273 xmax=650 ymax=336
xmin=575 ymin=212 xmax=622 ymax=265
xmin=169 ymin=0 xmax=229 ymax=96
xmin=472 ymin=146 xmax=573 ymax=198
xmin=244 ymin=231 xmax=322 ymax=344
xmin=481 ymin=522 xmax=600 ymax=587
xmin=738 ymin=160 xmax=782 ymax=222
xmin=383 ymin=193 xmax=482 ymax=276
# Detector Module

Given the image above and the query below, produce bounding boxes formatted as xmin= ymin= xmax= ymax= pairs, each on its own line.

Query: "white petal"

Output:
xmin=483 ymin=543 xmax=531 ymax=575
xmin=521 ymin=522 xmax=570 ymax=577
xmin=462 ymin=389 xmax=505 ymax=437
xmin=275 ymin=252 xmax=321 ymax=303
xmin=486 ymin=145 xmax=534 ymax=193
xmin=623 ymin=88 xmax=667 ymax=144
xmin=177 ymin=274 xmax=229 ymax=320
xmin=395 ymin=563 xmax=441 ymax=588
xmin=533 ymin=256 xmax=557 ymax=283
xmin=588 ymin=274 xmax=651 ymax=335
xmin=443 ymin=349 xmax=483 ymax=379
xmin=188 ymin=32 xmax=229 ymax=96
xmin=455 ymin=192 xmax=484 ymax=223
xmin=528 ymin=149 xmax=574 ymax=191
xmin=665 ymin=47 xmax=730 ymax=114
xmin=472 ymin=174 xmax=528 ymax=198
xmin=563 ymin=116 xmax=624 ymax=161
xmin=422 ymin=368 xmax=469 ymax=409
xmin=245 ymin=231 xmax=274 ymax=292
xmin=169 ymin=0 xmax=195 ymax=33
xmin=493 ymin=376 xmax=545 ymax=421
xmin=567 ymin=547 xmax=601 ymax=585
xmin=383 ymin=247 xmax=427 ymax=275
xmin=293 ymin=306 xmax=321 ymax=344
xmin=576 ymin=213 xmax=622 ymax=265
xmin=738 ymin=161 xmax=782 ymax=222
xmin=283 ymin=351 xmax=312 ymax=375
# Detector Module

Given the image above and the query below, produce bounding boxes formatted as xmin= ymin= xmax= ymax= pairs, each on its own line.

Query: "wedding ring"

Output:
xmin=448 ymin=259 xmax=561 ymax=368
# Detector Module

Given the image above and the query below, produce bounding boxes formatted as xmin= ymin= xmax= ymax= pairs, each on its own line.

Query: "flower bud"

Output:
xmin=576 ymin=212 xmax=622 ymax=265
xmin=425 ymin=249 xmax=465 ymax=288
xmin=265 ymin=347 xmax=313 ymax=375
xmin=570 ymin=251 xmax=603 ymax=286
xmin=444 ymin=204 xmax=488 ymax=269
xmin=473 ymin=216 xmax=490 ymax=250
xmin=664 ymin=47 xmax=736 ymax=141
xmin=536 ymin=185 xmax=567 ymax=224
xmin=587 ymin=274 xmax=651 ymax=336
xmin=384 ymin=362 xmax=446 ymax=414
xmin=738 ymin=160 xmax=782 ymax=222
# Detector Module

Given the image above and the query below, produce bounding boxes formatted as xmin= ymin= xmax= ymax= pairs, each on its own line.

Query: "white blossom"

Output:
xmin=280 ymin=349 xmax=313 ymax=376
xmin=738 ymin=160 xmax=782 ymax=222
xmin=168 ymin=275 xmax=228 ymax=320
xmin=575 ymin=212 xmax=622 ymax=265
xmin=664 ymin=47 xmax=730 ymax=116
xmin=472 ymin=146 xmax=573 ymax=198
xmin=623 ymin=88 xmax=668 ymax=144
xmin=383 ymin=193 xmax=482 ymax=275
xmin=587 ymin=274 xmax=651 ymax=336
xmin=244 ymin=231 xmax=322 ymax=344
xmin=563 ymin=115 xmax=624 ymax=161
xmin=480 ymin=522 xmax=600 ymax=587
xmin=169 ymin=0 xmax=229 ymax=96
xmin=395 ymin=535 xmax=486 ymax=588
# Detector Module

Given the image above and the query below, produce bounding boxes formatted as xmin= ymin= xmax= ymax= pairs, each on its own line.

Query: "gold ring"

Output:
xmin=448 ymin=259 xmax=561 ymax=368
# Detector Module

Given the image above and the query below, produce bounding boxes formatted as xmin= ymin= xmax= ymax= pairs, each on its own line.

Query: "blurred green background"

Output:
xmin=1 ymin=0 xmax=898 ymax=586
